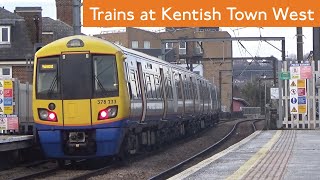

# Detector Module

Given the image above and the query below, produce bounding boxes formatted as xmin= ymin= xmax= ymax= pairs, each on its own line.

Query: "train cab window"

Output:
xmin=36 ymin=56 xmax=60 ymax=99
xmin=93 ymin=55 xmax=119 ymax=97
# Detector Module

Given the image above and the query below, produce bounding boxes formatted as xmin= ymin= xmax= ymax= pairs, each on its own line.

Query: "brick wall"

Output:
xmin=12 ymin=66 xmax=33 ymax=84
xmin=126 ymin=28 xmax=161 ymax=48
xmin=56 ymin=0 xmax=73 ymax=27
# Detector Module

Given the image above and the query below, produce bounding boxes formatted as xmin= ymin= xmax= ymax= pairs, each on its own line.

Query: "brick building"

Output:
xmin=0 ymin=4 xmax=73 ymax=84
xmin=95 ymin=27 xmax=233 ymax=112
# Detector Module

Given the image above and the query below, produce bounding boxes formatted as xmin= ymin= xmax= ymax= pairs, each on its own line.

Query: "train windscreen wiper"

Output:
xmin=47 ymin=75 xmax=58 ymax=97
xmin=94 ymin=75 xmax=109 ymax=97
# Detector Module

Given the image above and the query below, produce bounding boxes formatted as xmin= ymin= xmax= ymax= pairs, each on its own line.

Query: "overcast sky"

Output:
xmin=2 ymin=0 xmax=314 ymax=60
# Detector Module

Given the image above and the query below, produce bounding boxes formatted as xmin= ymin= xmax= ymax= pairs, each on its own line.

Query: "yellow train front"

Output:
xmin=32 ymin=35 xmax=130 ymax=160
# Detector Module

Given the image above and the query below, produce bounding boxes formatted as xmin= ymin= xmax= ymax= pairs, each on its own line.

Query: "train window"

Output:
xmin=147 ymin=82 xmax=152 ymax=98
xmin=36 ymin=56 xmax=60 ymax=99
xmin=167 ymin=78 xmax=173 ymax=99
xmin=130 ymin=72 xmax=138 ymax=99
xmin=150 ymin=74 xmax=156 ymax=98
xmin=130 ymin=73 xmax=135 ymax=81
xmin=178 ymin=74 xmax=183 ymax=100
xmin=135 ymin=71 xmax=142 ymax=99
xmin=93 ymin=55 xmax=119 ymax=97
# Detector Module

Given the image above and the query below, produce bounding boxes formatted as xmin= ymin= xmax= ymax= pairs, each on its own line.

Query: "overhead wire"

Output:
xmin=234 ymin=28 xmax=265 ymax=78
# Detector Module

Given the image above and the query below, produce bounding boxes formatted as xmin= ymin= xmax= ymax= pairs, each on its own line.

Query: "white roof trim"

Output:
xmin=0 ymin=61 xmax=33 ymax=65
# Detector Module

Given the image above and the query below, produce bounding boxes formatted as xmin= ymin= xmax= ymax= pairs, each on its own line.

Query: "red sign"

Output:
xmin=7 ymin=117 xmax=18 ymax=130
xmin=300 ymin=66 xmax=312 ymax=79
xmin=298 ymin=88 xmax=306 ymax=96
xmin=4 ymin=89 xmax=12 ymax=97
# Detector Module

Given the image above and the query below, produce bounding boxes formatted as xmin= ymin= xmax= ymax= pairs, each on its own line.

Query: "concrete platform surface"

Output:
xmin=169 ymin=130 xmax=320 ymax=180
xmin=0 ymin=135 xmax=34 ymax=152
xmin=0 ymin=135 xmax=33 ymax=144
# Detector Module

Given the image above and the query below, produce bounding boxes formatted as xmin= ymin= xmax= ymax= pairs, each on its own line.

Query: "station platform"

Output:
xmin=169 ymin=130 xmax=320 ymax=180
xmin=0 ymin=135 xmax=34 ymax=152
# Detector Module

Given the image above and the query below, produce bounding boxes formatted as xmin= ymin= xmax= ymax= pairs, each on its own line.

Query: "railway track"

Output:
xmin=8 ymin=160 xmax=88 ymax=180
xmin=5 ymin=118 xmax=263 ymax=180
xmin=148 ymin=118 xmax=264 ymax=180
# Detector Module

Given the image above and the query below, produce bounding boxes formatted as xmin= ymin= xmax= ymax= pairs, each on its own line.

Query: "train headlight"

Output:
xmin=38 ymin=108 xmax=58 ymax=122
xmin=98 ymin=105 xmax=118 ymax=120
xmin=67 ymin=39 xmax=84 ymax=48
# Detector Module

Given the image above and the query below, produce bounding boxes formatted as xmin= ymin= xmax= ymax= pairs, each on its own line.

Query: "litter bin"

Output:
xmin=269 ymin=108 xmax=278 ymax=130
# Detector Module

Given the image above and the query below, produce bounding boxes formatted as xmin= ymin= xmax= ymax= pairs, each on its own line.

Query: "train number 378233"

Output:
xmin=97 ymin=100 xmax=116 ymax=104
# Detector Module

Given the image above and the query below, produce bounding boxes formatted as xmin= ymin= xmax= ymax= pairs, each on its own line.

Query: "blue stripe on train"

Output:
xmin=35 ymin=119 xmax=129 ymax=130
xmin=36 ymin=120 xmax=128 ymax=159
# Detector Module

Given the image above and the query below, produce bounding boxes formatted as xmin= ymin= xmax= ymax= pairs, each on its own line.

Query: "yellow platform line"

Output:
xmin=168 ymin=130 xmax=263 ymax=180
xmin=226 ymin=130 xmax=282 ymax=180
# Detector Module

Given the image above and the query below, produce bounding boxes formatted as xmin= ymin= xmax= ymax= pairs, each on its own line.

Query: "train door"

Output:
xmin=137 ymin=62 xmax=147 ymax=123
xmin=166 ymin=67 xmax=175 ymax=118
xmin=60 ymin=53 xmax=92 ymax=126
xmin=178 ymin=73 xmax=185 ymax=117
xmin=190 ymin=77 xmax=195 ymax=113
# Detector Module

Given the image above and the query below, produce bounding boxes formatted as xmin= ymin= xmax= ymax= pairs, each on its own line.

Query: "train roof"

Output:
xmin=36 ymin=35 xmax=214 ymax=86
xmin=35 ymin=35 xmax=122 ymax=58
xmin=113 ymin=42 xmax=212 ymax=84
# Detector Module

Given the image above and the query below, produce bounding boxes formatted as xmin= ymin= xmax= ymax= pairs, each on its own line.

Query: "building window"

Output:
xmin=132 ymin=41 xmax=138 ymax=48
xmin=144 ymin=41 xmax=150 ymax=49
xmin=0 ymin=26 xmax=10 ymax=44
xmin=166 ymin=42 xmax=173 ymax=49
xmin=0 ymin=67 xmax=12 ymax=78
xmin=196 ymin=41 xmax=203 ymax=54
xmin=179 ymin=41 xmax=186 ymax=54
xmin=2 ymin=68 xmax=10 ymax=75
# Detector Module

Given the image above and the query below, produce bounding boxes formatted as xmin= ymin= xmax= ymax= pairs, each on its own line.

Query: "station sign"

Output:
xmin=289 ymin=79 xmax=298 ymax=114
xmin=289 ymin=78 xmax=307 ymax=114
xmin=0 ymin=80 xmax=13 ymax=115
xmin=290 ymin=64 xmax=300 ymax=79
xmin=280 ymin=72 xmax=290 ymax=80
xmin=290 ymin=63 xmax=312 ymax=80
xmin=270 ymin=88 xmax=279 ymax=99
xmin=0 ymin=115 xmax=18 ymax=131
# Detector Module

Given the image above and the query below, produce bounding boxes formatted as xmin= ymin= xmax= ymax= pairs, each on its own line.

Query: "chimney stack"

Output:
xmin=56 ymin=0 xmax=73 ymax=27
xmin=14 ymin=7 xmax=42 ymax=45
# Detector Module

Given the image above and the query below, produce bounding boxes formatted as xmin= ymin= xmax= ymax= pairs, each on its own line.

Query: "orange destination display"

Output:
xmin=83 ymin=0 xmax=319 ymax=27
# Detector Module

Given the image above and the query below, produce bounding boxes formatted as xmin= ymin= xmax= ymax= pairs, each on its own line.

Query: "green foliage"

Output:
xmin=239 ymin=79 xmax=271 ymax=107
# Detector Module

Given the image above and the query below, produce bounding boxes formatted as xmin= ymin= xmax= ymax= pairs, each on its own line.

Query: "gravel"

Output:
xmin=88 ymin=118 xmax=265 ymax=180
xmin=0 ymin=161 xmax=57 ymax=180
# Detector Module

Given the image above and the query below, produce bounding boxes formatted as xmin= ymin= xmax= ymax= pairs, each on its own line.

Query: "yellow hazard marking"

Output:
xmin=4 ymin=80 xmax=12 ymax=89
xmin=297 ymin=79 xmax=306 ymax=88
xmin=298 ymin=105 xmax=307 ymax=114
xmin=168 ymin=131 xmax=262 ymax=180
xmin=290 ymin=81 xmax=296 ymax=87
xmin=291 ymin=107 xmax=297 ymax=112
xmin=226 ymin=130 xmax=282 ymax=180
xmin=4 ymin=106 xmax=12 ymax=114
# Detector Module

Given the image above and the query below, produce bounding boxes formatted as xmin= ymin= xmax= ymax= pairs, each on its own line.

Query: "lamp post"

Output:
xmin=259 ymin=75 xmax=274 ymax=115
